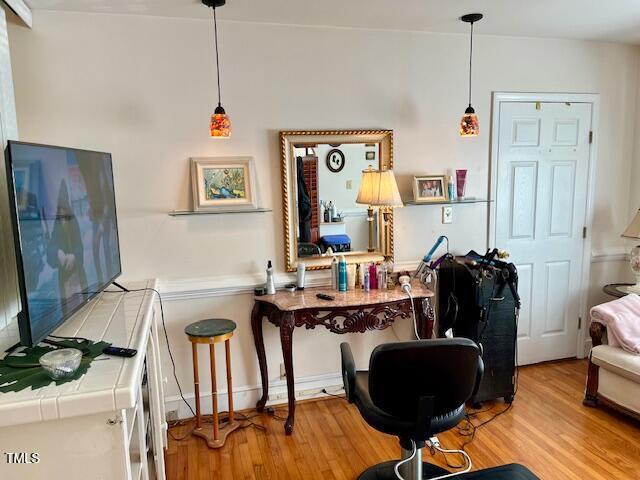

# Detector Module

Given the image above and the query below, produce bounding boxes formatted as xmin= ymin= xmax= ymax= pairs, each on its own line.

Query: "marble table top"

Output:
xmin=255 ymin=280 xmax=433 ymax=311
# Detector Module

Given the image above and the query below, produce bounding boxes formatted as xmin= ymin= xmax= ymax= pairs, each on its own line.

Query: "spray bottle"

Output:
xmin=266 ymin=260 xmax=276 ymax=294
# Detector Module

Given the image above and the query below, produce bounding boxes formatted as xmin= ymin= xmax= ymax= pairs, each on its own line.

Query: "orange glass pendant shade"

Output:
xmin=210 ymin=104 xmax=231 ymax=138
xmin=205 ymin=1 xmax=232 ymax=139
xmin=459 ymin=13 xmax=483 ymax=137
xmin=460 ymin=105 xmax=479 ymax=137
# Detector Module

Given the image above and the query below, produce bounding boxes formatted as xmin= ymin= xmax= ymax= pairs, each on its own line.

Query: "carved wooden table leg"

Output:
xmin=280 ymin=312 xmax=296 ymax=435
xmin=251 ymin=302 xmax=269 ymax=412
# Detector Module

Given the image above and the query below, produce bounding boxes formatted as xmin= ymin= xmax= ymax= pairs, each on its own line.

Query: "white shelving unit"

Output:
xmin=0 ymin=280 xmax=167 ymax=480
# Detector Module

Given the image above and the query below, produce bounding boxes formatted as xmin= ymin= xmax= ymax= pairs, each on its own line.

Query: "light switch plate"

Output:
xmin=442 ymin=206 xmax=453 ymax=224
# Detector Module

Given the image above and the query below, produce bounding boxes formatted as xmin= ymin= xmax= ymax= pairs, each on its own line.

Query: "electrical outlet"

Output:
xmin=279 ymin=363 xmax=286 ymax=379
xmin=166 ymin=410 xmax=179 ymax=423
xmin=442 ymin=206 xmax=453 ymax=224
xmin=346 ymin=180 xmax=352 ymax=190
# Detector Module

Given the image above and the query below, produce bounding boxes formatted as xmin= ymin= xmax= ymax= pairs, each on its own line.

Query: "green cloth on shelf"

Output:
xmin=0 ymin=339 xmax=111 ymax=393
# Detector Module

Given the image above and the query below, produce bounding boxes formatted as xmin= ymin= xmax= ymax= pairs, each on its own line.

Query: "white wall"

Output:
xmin=7 ymin=11 xmax=640 ymax=414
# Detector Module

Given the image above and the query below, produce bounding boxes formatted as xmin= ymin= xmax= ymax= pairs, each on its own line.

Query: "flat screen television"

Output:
xmin=5 ymin=141 xmax=122 ymax=347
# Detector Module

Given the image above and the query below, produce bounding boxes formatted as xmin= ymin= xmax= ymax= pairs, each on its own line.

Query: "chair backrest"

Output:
xmin=368 ymin=338 xmax=482 ymax=421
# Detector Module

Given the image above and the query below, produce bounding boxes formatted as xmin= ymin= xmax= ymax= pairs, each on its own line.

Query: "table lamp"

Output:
xmin=622 ymin=209 xmax=640 ymax=293
xmin=356 ymin=167 xmax=403 ymax=257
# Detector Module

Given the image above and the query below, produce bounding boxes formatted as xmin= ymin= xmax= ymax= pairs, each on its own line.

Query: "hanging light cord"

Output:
xmin=213 ymin=5 xmax=222 ymax=107
xmin=468 ymin=21 xmax=474 ymax=107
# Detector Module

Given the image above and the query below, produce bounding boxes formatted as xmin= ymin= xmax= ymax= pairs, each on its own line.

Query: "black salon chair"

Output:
xmin=341 ymin=338 xmax=539 ymax=480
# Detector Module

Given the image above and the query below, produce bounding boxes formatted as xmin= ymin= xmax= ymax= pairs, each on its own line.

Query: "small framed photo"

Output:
xmin=191 ymin=157 xmax=258 ymax=211
xmin=413 ymin=175 xmax=448 ymax=203
xmin=365 ymin=151 xmax=376 ymax=161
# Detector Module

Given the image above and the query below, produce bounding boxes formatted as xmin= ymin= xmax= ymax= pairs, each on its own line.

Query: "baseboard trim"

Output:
xmin=164 ymin=372 xmax=344 ymax=419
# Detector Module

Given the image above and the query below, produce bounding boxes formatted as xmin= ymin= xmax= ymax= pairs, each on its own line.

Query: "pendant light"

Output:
xmin=204 ymin=0 xmax=231 ymax=138
xmin=459 ymin=13 xmax=483 ymax=137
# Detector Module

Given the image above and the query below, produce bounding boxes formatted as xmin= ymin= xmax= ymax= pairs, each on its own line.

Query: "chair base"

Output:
xmin=357 ymin=460 xmax=450 ymax=480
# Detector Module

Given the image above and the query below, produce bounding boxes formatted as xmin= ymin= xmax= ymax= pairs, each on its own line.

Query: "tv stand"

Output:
xmin=0 ymin=280 xmax=166 ymax=479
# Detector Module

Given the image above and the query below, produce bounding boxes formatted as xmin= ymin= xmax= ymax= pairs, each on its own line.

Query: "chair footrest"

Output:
xmin=357 ymin=461 xmax=539 ymax=480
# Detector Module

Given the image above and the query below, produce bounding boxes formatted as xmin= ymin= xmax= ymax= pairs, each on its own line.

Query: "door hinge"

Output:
xmin=582 ymin=226 xmax=587 ymax=239
xmin=578 ymin=317 xmax=582 ymax=330
xmin=589 ymin=131 xmax=593 ymax=144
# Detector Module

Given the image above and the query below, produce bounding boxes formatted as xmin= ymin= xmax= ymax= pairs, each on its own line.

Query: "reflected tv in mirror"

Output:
xmin=6 ymin=141 xmax=122 ymax=346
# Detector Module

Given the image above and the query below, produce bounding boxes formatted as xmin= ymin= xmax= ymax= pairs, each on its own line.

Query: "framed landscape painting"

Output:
xmin=191 ymin=157 xmax=257 ymax=211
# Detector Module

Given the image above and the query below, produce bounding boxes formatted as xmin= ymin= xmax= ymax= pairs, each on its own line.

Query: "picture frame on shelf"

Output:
xmin=412 ymin=175 xmax=448 ymax=203
xmin=190 ymin=156 xmax=258 ymax=211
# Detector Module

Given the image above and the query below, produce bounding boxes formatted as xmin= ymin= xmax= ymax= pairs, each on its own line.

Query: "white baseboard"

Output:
xmin=164 ymin=371 xmax=344 ymax=420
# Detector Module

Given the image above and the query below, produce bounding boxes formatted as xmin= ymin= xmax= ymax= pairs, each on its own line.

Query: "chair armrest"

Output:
xmin=590 ymin=321 xmax=605 ymax=348
xmin=472 ymin=356 xmax=484 ymax=398
xmin=340 ymin=342 xmax=356 ymax=403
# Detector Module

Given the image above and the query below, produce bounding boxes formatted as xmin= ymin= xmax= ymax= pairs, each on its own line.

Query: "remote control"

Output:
xmin=316 ymin=293 xmax=335 ymax=301
xmin=102 ymin=346 xmax=138 ymax=358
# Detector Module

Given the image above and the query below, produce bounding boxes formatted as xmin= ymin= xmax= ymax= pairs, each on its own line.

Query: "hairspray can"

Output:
xmin=363 ymin=268 xmax=370 ymax=292
xmin=266 ymin=260 xmax=276 ymax=295
xmin=338 ymin=256 xmax=347 ymax=292
xmin=296 ymin=262 xmax=305 ymax=290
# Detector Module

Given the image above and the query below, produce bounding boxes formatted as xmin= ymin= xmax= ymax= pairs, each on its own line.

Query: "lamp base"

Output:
xmin=629 ymin=245 xmax=640 ymax=294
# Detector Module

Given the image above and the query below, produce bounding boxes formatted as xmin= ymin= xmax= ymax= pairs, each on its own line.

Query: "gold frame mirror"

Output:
xmin=280 ymin=130 xmax=394 ymax=272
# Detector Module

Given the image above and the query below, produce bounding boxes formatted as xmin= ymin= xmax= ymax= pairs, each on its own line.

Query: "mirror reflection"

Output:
xmin=294 ymin=143 xmax=380 ymax=258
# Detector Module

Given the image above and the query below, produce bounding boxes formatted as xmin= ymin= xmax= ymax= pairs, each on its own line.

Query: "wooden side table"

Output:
xmin=185 ymin=318 xmax=239 ymax=449
xmin=603 ymin=283 xmax=635 ymax=298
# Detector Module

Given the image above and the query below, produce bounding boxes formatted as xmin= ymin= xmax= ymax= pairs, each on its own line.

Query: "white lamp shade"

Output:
xmin=356 ymin=169 xmax=403 ymax=208
xmin=623 ymin=209 xmax=640 ymax=239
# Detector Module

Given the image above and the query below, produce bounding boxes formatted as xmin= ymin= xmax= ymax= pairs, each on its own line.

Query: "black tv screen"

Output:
xmin=6 ymin=141 xmax=122 ymax=346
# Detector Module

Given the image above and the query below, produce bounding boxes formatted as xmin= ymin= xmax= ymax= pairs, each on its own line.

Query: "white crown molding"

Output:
xmin=4 ymin=0 xmax=33 ymax=28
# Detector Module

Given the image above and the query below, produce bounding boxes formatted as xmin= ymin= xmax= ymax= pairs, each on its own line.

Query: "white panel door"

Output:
xmin=495 ymin=101 xmax=591 ymax=365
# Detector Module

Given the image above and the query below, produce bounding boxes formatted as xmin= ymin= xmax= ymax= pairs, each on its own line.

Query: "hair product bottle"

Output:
xmin=338 ymin=256 xmax=347 ymax=292
xmin=331 ymin=256 xmax=338 ymax=290
xmin=266 ymin=260 xmax=276 ymax=294
xmin=369 ymin=263 xmax=378 ymax=289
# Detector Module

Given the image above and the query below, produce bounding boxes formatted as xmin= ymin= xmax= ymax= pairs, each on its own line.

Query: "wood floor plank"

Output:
xmin=165 ymin=360 xmax=640 ymax=479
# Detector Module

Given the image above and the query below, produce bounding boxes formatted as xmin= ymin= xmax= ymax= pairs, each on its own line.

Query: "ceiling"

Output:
xmin=23 ymin=0 xmax=640 ymax=45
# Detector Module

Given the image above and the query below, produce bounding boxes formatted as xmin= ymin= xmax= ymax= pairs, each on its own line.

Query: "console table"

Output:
xmin=251 ymin=281 xmax=435 ymax=434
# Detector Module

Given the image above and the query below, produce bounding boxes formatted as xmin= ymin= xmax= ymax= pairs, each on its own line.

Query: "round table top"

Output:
xmin=185 ymin=319 xmax=237 ymax=338
xmin=603 ymin=283 xmax=634 ymax=298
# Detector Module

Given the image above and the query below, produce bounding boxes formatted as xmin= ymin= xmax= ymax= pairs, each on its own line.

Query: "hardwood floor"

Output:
xmin=165 ymin=360 xmax=640 ymax=479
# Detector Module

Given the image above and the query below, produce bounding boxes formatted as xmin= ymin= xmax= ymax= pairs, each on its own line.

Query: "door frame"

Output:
xmin=488 ymin=92 xmax=600 ymax=360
